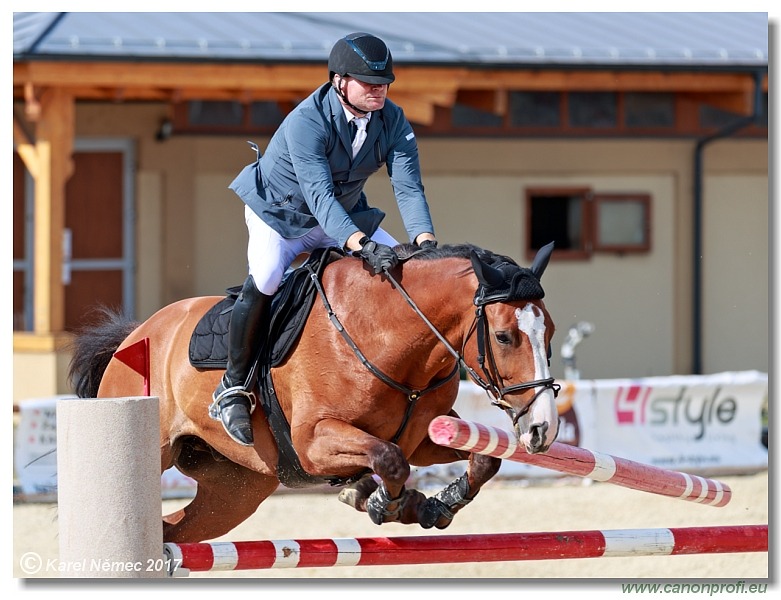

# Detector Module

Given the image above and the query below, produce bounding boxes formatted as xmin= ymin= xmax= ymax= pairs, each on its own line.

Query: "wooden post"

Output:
xmin=30 ymin=88 xmax=74 ymax=334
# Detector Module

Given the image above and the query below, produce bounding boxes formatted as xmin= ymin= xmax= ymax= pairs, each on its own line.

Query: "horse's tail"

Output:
xmin=67 ymin=307 xmax=141 ymax=398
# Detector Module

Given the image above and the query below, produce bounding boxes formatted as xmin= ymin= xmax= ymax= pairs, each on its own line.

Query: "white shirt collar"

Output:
xmin=342 ymin=105 xmax=371 ymax=124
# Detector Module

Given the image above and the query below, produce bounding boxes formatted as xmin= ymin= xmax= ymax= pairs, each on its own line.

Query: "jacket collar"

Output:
xmin=327 ymin=85 xmax=383 ymax=160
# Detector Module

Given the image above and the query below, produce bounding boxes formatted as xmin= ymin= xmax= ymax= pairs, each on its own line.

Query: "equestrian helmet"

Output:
xmin=329 ymin=32 xmax=395 ymax=84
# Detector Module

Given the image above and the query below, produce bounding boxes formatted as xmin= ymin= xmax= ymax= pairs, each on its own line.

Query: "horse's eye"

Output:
xmin=495 ymin=331 xmax=513 ymax=345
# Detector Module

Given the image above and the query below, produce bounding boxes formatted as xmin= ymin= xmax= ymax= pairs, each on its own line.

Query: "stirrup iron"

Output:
xmin=208 ymin=384 xmax=257 ymax=421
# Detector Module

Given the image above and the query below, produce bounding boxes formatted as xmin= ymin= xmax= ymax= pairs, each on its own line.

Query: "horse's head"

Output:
xmin=467 ymin=242 xmax=559 ymax=454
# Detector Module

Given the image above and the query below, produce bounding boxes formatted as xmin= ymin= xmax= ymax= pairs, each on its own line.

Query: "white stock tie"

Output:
xmin=351 ymin=117 xmax=368 ymax=158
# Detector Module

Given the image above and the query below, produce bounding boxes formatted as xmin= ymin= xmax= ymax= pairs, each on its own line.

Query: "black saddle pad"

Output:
xmin=188 ymin=248 xmax=343 ymax=369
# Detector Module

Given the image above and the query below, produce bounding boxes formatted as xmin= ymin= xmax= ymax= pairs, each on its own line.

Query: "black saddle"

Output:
xmin=188 ymin=247 xmax=343 ymax=370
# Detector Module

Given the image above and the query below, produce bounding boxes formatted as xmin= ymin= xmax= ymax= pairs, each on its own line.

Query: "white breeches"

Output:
xmin=244 ymin=205 xmax=399 ymax=295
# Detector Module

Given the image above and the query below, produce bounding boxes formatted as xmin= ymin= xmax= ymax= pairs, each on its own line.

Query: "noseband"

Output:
xmin=465 ymin=304 xmax=560 ymax=424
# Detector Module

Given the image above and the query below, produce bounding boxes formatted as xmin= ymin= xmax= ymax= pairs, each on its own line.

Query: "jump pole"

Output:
xmin=56 ymin=396 xmax=166 ymax=578
xmin=163 ymin=525 xmax=767 ymax=572
xmin=428 ymin=416 xmax=731 ymax=507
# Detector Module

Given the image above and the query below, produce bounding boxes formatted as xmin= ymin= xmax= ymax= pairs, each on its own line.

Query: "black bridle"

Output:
xmin=467 ymin=304 xmax=560 ymax=424
xmin=308 ymin=261 xmax=559 ymax=440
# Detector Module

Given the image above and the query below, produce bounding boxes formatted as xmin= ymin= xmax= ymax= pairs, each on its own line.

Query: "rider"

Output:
xmin=211 ymin=32 xmax=438 ymax=446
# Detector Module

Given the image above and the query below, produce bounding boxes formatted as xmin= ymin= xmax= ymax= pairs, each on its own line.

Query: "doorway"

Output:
xmin=13 ymin=138 xmax=136 ymax=332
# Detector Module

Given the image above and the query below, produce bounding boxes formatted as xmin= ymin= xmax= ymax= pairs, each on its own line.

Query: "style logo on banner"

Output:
xmin=615 ymin=384 xmax=651 ymax=424
xmin=614 ymin=384 xmax=738 ymax=440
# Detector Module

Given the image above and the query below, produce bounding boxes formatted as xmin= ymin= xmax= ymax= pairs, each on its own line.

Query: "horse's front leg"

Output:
xmin=298 ymin=418 xmax=420 ymax=525
xmin=407 ymin=434 xmax=502 ymax=529
xmin=420 ymin=452 xmax=501 ymax=529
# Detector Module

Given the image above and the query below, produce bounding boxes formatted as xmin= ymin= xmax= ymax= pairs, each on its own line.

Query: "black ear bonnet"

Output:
xmin=470 ymin=242 xmax=554 ymax=307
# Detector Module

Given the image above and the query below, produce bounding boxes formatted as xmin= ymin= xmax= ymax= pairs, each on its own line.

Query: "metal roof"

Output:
xmin=13 ymin=12 xmax=768 ymax=69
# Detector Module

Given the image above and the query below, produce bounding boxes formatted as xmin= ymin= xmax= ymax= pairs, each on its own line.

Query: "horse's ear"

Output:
xmin=470 ymin=250 xmax=505 ymax=287
xmin=530 ymin=241 xmax=555 ymax=279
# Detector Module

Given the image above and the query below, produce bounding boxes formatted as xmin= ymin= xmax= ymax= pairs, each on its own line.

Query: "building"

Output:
xmin=12 ymin=12 xmax=769 ymax=404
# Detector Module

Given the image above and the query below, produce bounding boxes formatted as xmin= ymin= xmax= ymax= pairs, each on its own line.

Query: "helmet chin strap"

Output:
xmin=334 ymin=76 xmax=370 ymax=116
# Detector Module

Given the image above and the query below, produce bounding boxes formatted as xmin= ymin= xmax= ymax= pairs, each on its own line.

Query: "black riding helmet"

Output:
xmin=328 ymin=32 xmax=395 ymax=85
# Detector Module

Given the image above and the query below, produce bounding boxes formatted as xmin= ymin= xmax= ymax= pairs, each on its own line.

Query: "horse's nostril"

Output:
xmin=529 ymin=422 xmax=549 ymax=453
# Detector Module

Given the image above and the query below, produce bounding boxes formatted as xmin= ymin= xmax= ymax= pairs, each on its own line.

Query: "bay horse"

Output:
xmin=68 ymin=242 xmax=559 ymax=543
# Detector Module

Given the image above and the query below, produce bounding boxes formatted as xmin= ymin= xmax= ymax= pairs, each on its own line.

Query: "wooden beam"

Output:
xmin=14 ymin=61 xmax=765 ymax=102
xmin=680 ymin=91 xmax=757 ymax=117
xmin=391 ymin=66 xmax=765 ymax=94
xmin=388 ymin=91 xmax=457 ymax=125
xmin=13 ymin=115 xmax=39 ymax=178
xmin=14 ymin=61 xmax=326 ymax=91
xmin=32 ymin=88 xmax=74 ymax=334
xmin=456 ymin=90 xmax=506 ymax=115
xmin=24 ymin=82 xmax=41 ymax=120
xmin=21 ymin=86 xmax=311 ymax=103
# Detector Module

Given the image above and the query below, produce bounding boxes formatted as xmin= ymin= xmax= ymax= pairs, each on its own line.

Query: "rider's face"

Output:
xmin=337 ymin=76 xmax=388 ymax=114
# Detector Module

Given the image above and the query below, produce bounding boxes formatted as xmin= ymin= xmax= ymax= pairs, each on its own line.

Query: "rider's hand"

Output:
xmin=357 ymin=237 xmax=399 ymax=274
xmin=419 ymin=239 xmax=438 ymax=251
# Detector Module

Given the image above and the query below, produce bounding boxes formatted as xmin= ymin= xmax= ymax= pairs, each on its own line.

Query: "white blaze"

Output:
xmin=514 ymin=303 xmax=558 ymax=450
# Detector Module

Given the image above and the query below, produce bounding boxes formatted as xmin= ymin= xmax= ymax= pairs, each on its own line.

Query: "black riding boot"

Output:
xmin=209 ymin=275 xmax=271 ymax=446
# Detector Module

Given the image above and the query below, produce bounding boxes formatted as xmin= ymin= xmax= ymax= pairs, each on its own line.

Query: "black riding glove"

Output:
xmin=357 ymin=237 xmax=399 ymax=274
xmin=419 ymin=239 xmax=438 ymax=251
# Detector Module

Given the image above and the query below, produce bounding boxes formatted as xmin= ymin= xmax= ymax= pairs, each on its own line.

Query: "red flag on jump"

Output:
xmin=113 ymin=337 xmax=150 ymax=395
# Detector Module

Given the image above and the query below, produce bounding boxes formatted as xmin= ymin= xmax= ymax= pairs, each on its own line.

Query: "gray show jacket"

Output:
xmin=229 ymin=83 xmax=434 ymax=248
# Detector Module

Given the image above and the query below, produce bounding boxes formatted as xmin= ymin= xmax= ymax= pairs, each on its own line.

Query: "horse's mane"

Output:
xmin=396 ymin=242 xmax=519 ymax=267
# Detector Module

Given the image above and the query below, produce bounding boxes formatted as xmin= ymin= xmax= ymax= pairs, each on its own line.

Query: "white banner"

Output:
xmin=584 ymin=370 xmax=768 ymax=472
xmin=14 ymin=397 xmax=61 ymax=496
xmin=14 ymin=372 xmax=768 ymax=497
xmin=444 ymin=370 xmax=768 ymax=480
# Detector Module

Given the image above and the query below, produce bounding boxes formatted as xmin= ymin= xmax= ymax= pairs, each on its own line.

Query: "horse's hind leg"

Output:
xmin=162 ymin=437 xmax=279 ymax=543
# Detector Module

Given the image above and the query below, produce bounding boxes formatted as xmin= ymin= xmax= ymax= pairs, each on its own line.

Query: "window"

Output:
xmin=249 ymin=101 xmax=286 ymax=128
xmin=171 ymin=91 xmax=766 ymax=139
xmin=593 ymin=194 xmax=651 ymax=252
xmin=526 ymin=187 xmax=651 ymax=259
xmin=568 ymin=92 xmax=618 ymax=128
xmin=188 ymin=101 xmax=244 ymax=127
xmin=624 ymin=93 xmax=675 ymax=128
xmin=509 ymin=91 xmax=561 ymax=127
xmin=451 ymin=103 xmax=503 ymax=128
xmin=174 ymin=100 xmax=288 ymax=134
xmin=527 ymin=188 xmax=592 ymax=260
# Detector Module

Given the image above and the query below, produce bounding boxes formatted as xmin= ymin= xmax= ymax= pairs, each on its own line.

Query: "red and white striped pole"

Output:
xmin=163 ymin=525 xmax=767 ymax=573
xmin=428 ymin=416 xmax=731 ymax=507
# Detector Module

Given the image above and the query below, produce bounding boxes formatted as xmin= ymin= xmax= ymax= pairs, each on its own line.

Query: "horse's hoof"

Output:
xmin=366 ymin=483 xmax=394 ymax=525
xmin=418 ymin=497 xmax=454 ymax=530
xmin=419 ymin=472 xmax=473 ymax=529
xmin=366 ymin=483 xmax=409 ymax=525
xmin=338 ymin=475 xmax=378 ymax=511
xmin=398 ymin=488 xmax=427 ymax=525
